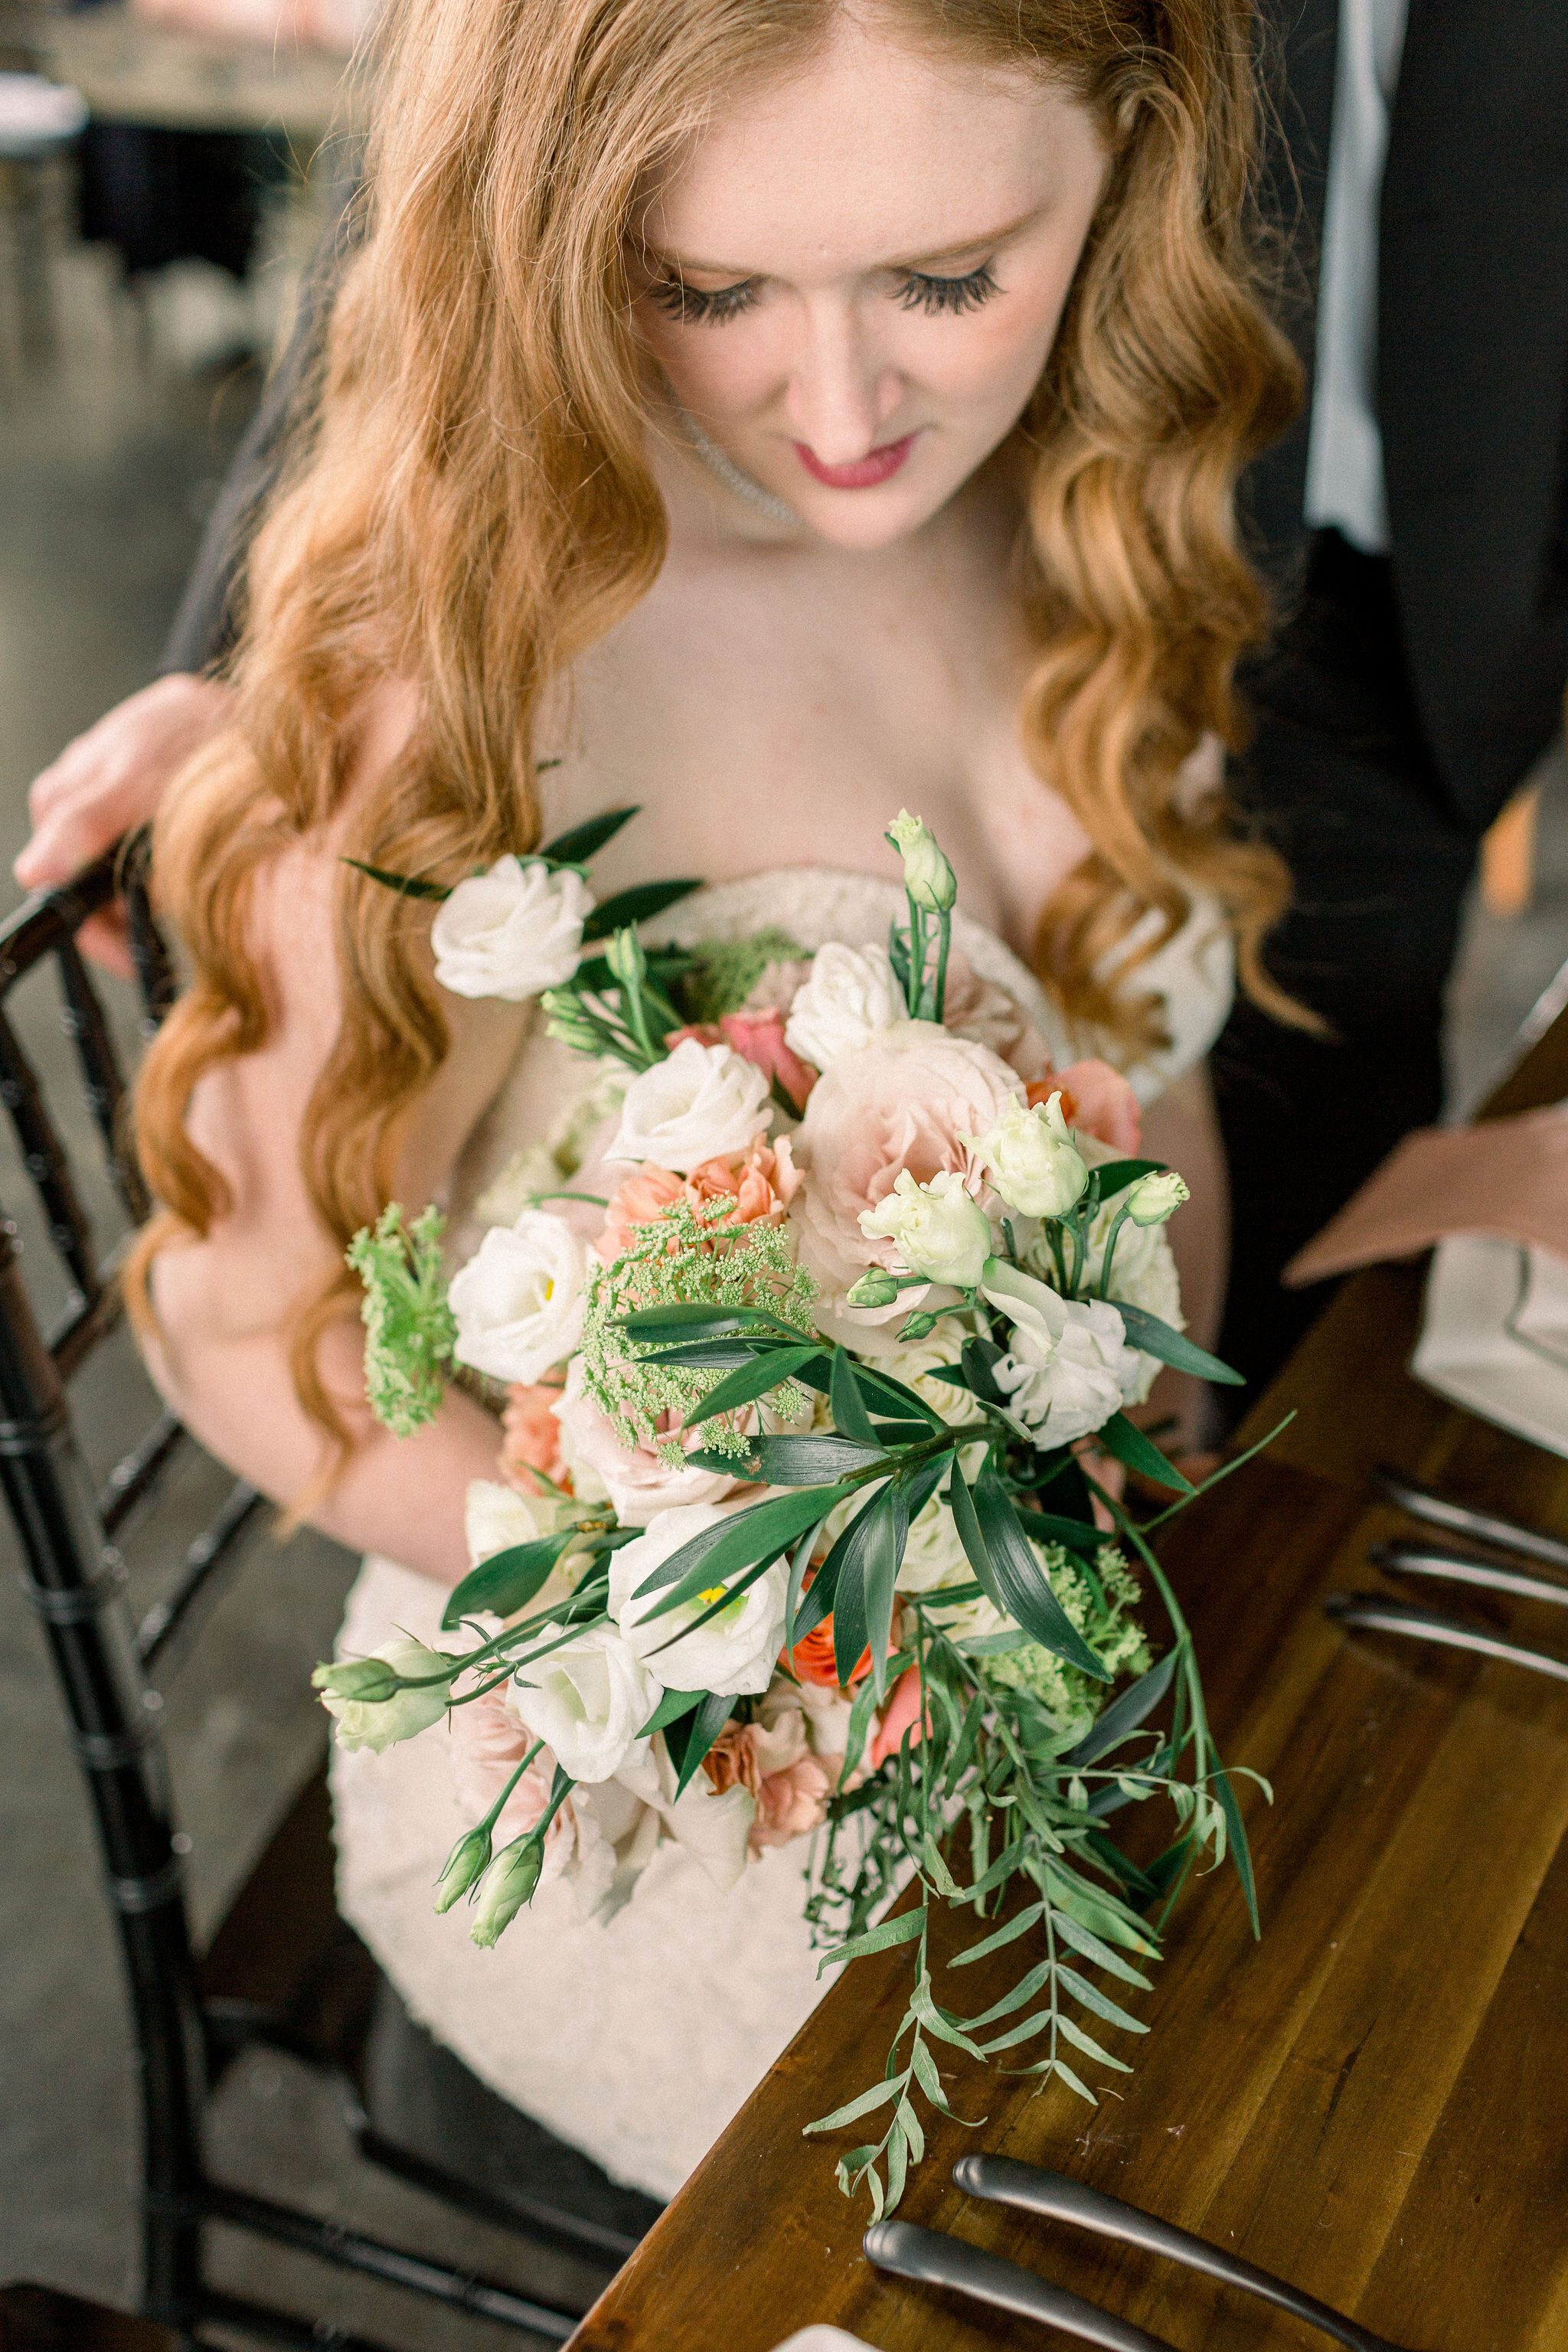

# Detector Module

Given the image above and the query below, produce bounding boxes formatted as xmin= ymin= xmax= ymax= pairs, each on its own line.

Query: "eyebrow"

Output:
xmin=647 ymin=203 xmax=1044 ymax=282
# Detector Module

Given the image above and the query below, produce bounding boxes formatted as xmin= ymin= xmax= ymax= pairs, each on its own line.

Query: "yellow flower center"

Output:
xmin=697 ymin=1586 xmax=727 ymax=1607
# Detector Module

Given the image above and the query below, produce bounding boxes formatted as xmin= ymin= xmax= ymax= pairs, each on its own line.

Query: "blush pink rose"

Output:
xmin=702 ymin=1706 xmax=835 ymax=1855
xmin=501 ymin=1380 xmax=567 ymax=1494
xmin=665 ymin=1008 xmax=816 ymax=1111
xmin=1027 ymin=1061 xmax=1142 ymax=1155
xmin=941 ymin=948 xmax=1052 ymax=1083
xmin=789 ymin=1024 xmax=1022 ymax=1306
xmin=447 ymin=1694 xmax=585 ymax=1880
xmin=552 ymin=1355 xmax=740 ymax=1525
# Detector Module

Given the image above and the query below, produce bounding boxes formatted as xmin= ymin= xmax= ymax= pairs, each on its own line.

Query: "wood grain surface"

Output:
xmin=570 ymin=1007 xmax=1568 ymax=2352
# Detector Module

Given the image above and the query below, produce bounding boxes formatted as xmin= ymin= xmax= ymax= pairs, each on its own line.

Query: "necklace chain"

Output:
xmin=675 ymin=401 xmax=799 ymax=526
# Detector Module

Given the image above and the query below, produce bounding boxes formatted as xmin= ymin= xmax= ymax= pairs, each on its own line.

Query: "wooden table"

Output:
xmin=571 ymin=1004 xmax=1568 ymax=2352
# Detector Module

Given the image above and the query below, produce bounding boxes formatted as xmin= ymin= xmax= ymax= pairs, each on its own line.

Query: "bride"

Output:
xmin=129 ymin=0 xmax=1300 ymax=2203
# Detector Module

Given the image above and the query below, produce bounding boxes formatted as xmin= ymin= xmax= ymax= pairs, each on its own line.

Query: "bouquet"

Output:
xmin=318 ymin=807 xmax=1269 ymax=2213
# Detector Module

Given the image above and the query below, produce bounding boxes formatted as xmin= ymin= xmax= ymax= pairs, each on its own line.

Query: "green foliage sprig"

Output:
xmin=345 ymin=1204 xmax=457 ymax=1437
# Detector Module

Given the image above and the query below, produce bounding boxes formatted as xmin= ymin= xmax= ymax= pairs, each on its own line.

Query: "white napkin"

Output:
xmin=0 ymin=73 xmax=88 ymax=155
xmin=769 ymin=2331 xmax=874 ymax=2352
xmin=1413 ymin=1236 xmax=1568 ymax=1459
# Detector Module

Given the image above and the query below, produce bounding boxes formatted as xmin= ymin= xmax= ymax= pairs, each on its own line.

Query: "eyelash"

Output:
xmin=647 ymin=259 xmax=1001 ymax=326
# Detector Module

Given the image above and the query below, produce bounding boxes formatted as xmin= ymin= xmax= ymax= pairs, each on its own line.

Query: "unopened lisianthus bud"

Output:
xmin=313 ymin=1635 xmax=456 ymax=1753
xmin=885 ymin=809 xmax=957 ymax=912
xmin=860 ymin=1168 xmax=992 ymax=1289
xmin=469 ymin=1836 xmax=544 ymax=1948
xmin=1125 ymin=1170 xmax=1190 ymax=1227
xmin=846 ymin=1267 xmax=900 ymax=1308
xmin=962 ymin=1093 xmax=1087 ymax=1220
xmin=433 ymin=1824 xmax=492 ymax=1915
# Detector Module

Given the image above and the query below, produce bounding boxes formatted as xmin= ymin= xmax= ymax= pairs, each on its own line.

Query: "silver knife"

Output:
xmin=1370 ymin=1538 xmax=1568 ymax=1610
xmin=1373 ymin=1467 xmax=1568 ymax=1573
xmin=955 ymin=2155 xmax=1413 ymax=2352
xmin=1325 ymin=1590 xmax=1568 ymax=1684
xmin=863 ymin=2218 xmax=1178 ymax=2351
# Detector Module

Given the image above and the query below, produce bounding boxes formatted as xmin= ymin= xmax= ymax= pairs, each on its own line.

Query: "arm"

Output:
xmin=144 ymin=710 xmax=529 ymax=1586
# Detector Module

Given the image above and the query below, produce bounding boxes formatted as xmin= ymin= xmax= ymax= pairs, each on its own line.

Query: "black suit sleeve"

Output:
xmin=158 ymin=160 xmax=363 ymax=678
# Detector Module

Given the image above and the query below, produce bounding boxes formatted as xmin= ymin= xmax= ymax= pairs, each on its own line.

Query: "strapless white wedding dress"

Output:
xmin=330 ymin=868 xmax=1233 ymax=2201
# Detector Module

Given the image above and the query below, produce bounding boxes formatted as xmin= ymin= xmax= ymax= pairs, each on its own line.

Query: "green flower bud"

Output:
xmin=846 ymin=1267 xmax=900 ymax=1308
xmin=433 ymin=1824 xmax=492 ymax=1915
xmin=469 ymin=1836 xmax=544 ymax=1949
xmin=313 ymin=1635 xmax=455 ymax=1753
xmin=1125 ymin=1170 xmax=1191 ymax=1227
xmin=885 ymin=808 xmax=956 ymax=912
xmin=312 ymin=1656 xmax=400 ymax=1704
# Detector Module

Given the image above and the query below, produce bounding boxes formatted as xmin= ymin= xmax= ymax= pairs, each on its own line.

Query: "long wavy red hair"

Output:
xmin=130 ymin=0 xmax=1302 ymax=1454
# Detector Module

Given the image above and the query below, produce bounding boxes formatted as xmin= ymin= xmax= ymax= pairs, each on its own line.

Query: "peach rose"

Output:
xmin=595 ymin=1135 xmax=801 ymax=1266
xmin=447 ymin=1694 xmax=586 ymax=1882
xmin=869 ymin=1664 xmax=932 ymax=1772
xmin=702 ymin=1704 xmax=835 ymax=1855
xmin=789 ymin=1022 xmax=1022 ymax=1309
xmin=1028 ymin=1060 xmax=1142 ymax=1155
xmin=500 ymin=1380 xmax=568 ymax=1494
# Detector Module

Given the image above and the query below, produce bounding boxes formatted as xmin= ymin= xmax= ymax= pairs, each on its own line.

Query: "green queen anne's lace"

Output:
xmin=581 ymin=1196 xmax=818 ymax=1461
xmin=346 ymin=1204 xmax=457 ymax=1437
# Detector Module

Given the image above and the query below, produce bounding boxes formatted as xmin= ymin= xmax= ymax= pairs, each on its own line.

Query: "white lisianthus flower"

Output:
xmin=465 ymin=1480 xmax=555 ymax=1565
xmin=607 ymin=1037 xmax=771 ymax=1174
xmin=315 ymin=1635 xmax=454 ymax=1753
xmin=981 ymin=1257 xmax=1145 ymax=1446
xmin=894 ymin=1490 xmax=973 ymax=1594
xmin=610 ymin=1501 xmax=789 ymax=1697
xmin=859 ymin=1168 xmax=993 ymax=1289
xmin=449 ymin=1210 xmax=586 ymax=1385
xmin=783 ymin=942 xmax=904 ymax=1071
xmin=431 ymin=857 xmax=593 ymax=1001
xmin=885 ymin=808 xmax=957 ymax=911
xmin=505 ymin=1622 xmax=658 ymax=1782
xmin=962 ymin=1092 xmax=1088 ymax=1220
xmin=1126 ymin=1169 xmax=1191 ymax=1227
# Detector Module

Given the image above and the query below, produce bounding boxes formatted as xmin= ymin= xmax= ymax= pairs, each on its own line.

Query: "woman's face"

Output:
xmin=633 ymin=13 xmax=1109 ymax=550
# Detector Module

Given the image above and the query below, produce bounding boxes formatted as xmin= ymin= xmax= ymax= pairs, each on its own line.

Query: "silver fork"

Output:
xmin=1373 ymin=1466 xmax=1568 ymax=1573
xmin=952 ymin=2155 xmax=1418 ymax=2352
xmin=863 ymin=2218 xmax=1179 ymax=2351
xmin=1325 ymin=1589 xmax=1568 ymax=1683
xmin=1370 ymin=1537 xmax=1568 ymax=1610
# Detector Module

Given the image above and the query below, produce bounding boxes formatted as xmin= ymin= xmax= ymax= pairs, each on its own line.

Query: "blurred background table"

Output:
xmin=570 ymin=996 xmax=1568 ymax=2352
xmin=24 ymin=4 xmax=354 ymax=140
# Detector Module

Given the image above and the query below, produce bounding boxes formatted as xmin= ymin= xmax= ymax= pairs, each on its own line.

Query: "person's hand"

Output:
xmin=15 ymin=674 xmax=233 ymax=977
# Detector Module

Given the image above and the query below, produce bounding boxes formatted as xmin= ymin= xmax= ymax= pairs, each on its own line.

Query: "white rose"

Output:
xmin=505 ymin=1621 xmax=658 ymax=1782
xmin=610 ymin=1501 xmax=789 ymax=1697
xmin=783 ymin=942 xmax=904 ymax=1071
xmin=315 ymin=1635 xmax=453 ymax=1753
xmin=607 ymin=1037 xmax=772 ymax=1174
xmin=859 ymin=1168 xmax=993 ymax=1289
xmin=431 ymin=856 xmax=593 ymax=1001
xmin=981 ymin=1259 xmax=1145 ymax=1446
xmin=449 ymin=1211 xmax=586 ymax=1385
xmin=962 ymin=1093 xmax=1088 ymax=1220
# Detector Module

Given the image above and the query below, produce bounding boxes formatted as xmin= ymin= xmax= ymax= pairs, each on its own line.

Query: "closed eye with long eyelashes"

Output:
xmin=647 ymin=259 xmax=1002 ymax=324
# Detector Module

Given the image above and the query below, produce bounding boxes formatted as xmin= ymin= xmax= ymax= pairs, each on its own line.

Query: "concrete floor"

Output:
xmin=0 ymin=207 xmax=1565 ymax=2348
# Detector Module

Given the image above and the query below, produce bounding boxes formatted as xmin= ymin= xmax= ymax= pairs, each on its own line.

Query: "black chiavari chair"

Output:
xmin=3 ymin=842 xmax=608 ymax=2349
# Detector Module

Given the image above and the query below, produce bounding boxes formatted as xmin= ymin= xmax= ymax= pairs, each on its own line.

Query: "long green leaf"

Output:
xmin=341 ymin=857 xmax=452 ymax=901
xmin=1054 ymin=2014 xmax=1135 ymax=2073
xmin=632 ymin=1483 xmax=853 ymax=1614
xmin=1063 ymin=1651 xmax=1178 ymax=1767
xmin=664 ymin=1689 xmax=736 ymax=1795
xmin=801 ymin=2072 xmax=907 ymax=2134
xmin=538 ymin=804 xmax=639 ymax=866
xmin=831 ymin=1347 xmax=880 ymax=1447
xmin=962 ymin=1463 xmax=1111 ymax=1682
xmin=620 ymin=1303 xmax=786 ymax=1337
xmin=1212 ymin=1763 xmax=1260 ymax=1936
xmin=690 ymin=1432 xmax=887 ymax=1486
xmin=1048 ymin=1909 xmax=1155 ymax=1991
xmin=1089 ymin=1157 xmax=1164 ymax=1198
xmin=1055 ymin=1962 xmax=1148 ymax=2036
xmin=441 ymin=1532 xmax=574 ymax=1629
xmin=581 ymin=879 xmax=701 ymax=940
xmin=1116 ymin=1302 xmax=1244 ymax=1386
xmin=861 ymin=1483 xmax=911 ymax=1698
xmin=815 ymin=1907 xmax=924 ymax=1974
xmin=1096 ymin=1411 xmax=1194 ymax=1493
xmin=826 ymin=1487 xmax=888 ymax=1687
xmin=681 ymin=1342 xmax=822 ymax=1429
xmin=950 ymin=1902 xmax=1045 ymax=1968
xmin=636 ymin=1686 xmax=701 ymax=1738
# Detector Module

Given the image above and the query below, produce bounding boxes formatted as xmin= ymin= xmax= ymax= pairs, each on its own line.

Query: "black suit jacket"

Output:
xmin=1245 ymin=0 xmax=1568 ymax=833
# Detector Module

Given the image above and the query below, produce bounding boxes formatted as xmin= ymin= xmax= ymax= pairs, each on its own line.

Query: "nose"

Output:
xmin=782 ymin=298 xmax=904 ymax=462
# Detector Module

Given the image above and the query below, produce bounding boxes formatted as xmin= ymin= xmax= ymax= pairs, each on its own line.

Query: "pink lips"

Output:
xmin=794 ymin=433 xmax=916 ymax=490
